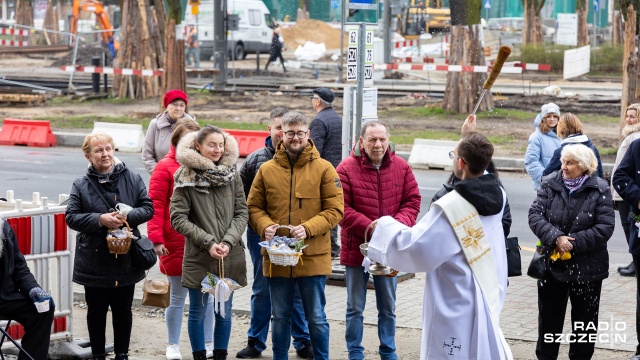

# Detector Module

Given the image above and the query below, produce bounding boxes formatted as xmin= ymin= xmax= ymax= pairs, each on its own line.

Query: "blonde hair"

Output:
xmin=82 ymin=133 xmax=115 ymax=156
xmin=561 ymin=144 xmax=597 ymax=175
xmin=626 ymin=103 xmax=640 ymax=117
xmin=556 ymin=113 xmax=584 ymax=139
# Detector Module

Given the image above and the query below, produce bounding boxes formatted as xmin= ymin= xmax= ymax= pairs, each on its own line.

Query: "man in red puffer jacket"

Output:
xmin=147 ymin=119 xmax=213 ymax=360
xmin=337 ymin=120 xmax=421 ymax=360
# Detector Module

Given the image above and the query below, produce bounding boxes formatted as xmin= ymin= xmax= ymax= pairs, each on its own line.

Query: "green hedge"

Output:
xmin=515 ymin=44 xmax=624 ymax=75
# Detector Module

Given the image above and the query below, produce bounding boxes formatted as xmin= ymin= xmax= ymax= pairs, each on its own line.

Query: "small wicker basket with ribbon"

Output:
xmin=200 ymin=257 xmax=242 ymax=317
xmin=258 ymin=226 xmax=307 ymax=276
xmin=106 ymin=220 xmax=134 ymax=256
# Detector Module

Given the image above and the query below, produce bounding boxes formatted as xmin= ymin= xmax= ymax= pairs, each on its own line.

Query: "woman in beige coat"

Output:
xmin=613 ymin=103 xmax=640 ymax=276
xmin=170 ymin=125 xmax=248 ymax=360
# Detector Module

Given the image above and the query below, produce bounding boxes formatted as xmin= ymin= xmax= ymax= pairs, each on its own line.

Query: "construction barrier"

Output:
xmin=93 ymin=122 xmax=145 ymax=153
xmin=0 ymin=28 xmax=30 ymax=36
xmin=393 ymin=39 xmax=419 ymax=48
xmin=0 ymin=40 xmax=29 ymax=47
xmin=61 ymin=65 xmax=220 ymax=77
xmin=373 ymin=63 xmax=523 ymax=73
xmin=408 ymin=139 xmax=459 ymax=170
xmin=489 ymin=61 xmax=552 ymax=72
xmin=394 ymin=57 xmax=449 ymax=64
xmin=224 ymin=129 xmax=269 ymax=157
xmin=0 ymin=193 xmax=74 ymax=352
xmin=0 ymin=119 xmax=57 ymax=147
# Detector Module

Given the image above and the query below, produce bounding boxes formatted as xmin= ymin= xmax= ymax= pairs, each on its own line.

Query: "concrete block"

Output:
xmin=92 ymin=122 xmax=145 ymax=153
xmin=408 ymin=139 xmax=458 ymax=170
xmin=54 ymin=131 xmax=89 ymax=148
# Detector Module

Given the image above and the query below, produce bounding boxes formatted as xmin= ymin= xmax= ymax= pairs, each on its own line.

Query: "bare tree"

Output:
xmin=621 ymin=0 xmax=640 ymax=136
xmin=161 ymin=0 xmax=186 ymax=109
xmin=443 ymin=0 xmax=492 ymax=114
xmin=522 ymin=0 xmax=545 ymax=45
xmin=613 ymin=0 xmax=624 ymax=44
xmin=576 ymin=0 xmax=589 ymax=46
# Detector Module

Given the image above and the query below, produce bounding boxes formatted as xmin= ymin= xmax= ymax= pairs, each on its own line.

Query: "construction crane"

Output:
xmin=399 ymin=0 xmax=450 ymax=39
xmin=69 ymin=0 xmax=118 ymax=56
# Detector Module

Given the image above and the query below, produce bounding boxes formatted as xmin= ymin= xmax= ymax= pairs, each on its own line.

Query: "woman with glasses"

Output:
xmin=142 ymin=89 xmax=196 ymax=174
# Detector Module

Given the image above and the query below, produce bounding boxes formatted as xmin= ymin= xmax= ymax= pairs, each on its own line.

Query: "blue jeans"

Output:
xmin=187 ymin=288 xmax=233 ymax=352
xmin=246 ymin=226 xmax=310 ymax=351
xmin=267 ymin=276 xmax=329 ymax=360
xmin=166 ymin=276 xmax=213 ymax=345
xmin=345 ymin=266 xmax=398 ymax=360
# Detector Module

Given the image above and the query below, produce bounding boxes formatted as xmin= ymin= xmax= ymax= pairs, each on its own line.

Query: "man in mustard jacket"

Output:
xmin=247 ymin=111 xmax=344 ymax=360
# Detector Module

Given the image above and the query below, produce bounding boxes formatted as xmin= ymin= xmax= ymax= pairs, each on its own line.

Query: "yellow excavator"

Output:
xmin=399 ymin=0 xmax=450 ymax=39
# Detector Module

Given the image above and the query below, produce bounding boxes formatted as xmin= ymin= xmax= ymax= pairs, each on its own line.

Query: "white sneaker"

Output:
xmin=205 ymin=342 xmax=213 ymax=358
xmin=166 ymin=344 xmax=182 ymax=360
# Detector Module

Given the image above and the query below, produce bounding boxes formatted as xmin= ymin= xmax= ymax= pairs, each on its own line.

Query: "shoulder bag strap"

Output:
xmin=563 ymin=194 xmax=587 ymax=234
xmin=86 ymin=176 xmax=117 ymax=211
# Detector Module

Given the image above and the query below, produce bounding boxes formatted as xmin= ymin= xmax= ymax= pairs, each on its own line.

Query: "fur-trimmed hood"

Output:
xmin=622 ymin=123 xmax=640 ymax=139
xmin=176 ymin=131 xmax=239 ymax=170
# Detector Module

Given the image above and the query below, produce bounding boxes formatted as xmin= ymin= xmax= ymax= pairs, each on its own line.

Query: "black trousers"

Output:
xmin=265 ymin=53 xmax=286 ymax=71
xmin=616 ymin=200 xmax=632 ymax=245
xmin=634 ymin=255 xmax=640 ymax=355
xmin=0 ymin=297 xmax=55 ymax=360
xmin=536 ymin=276 xmax=602 ymax=360
xmin=84 ymin=285 xmax=135 ymax=356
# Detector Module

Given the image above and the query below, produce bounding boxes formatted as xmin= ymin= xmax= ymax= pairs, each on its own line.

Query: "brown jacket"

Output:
xmin=170 ymin=132 xmax=248 ymax=289
xmin=247 ymin=140 xmax=344 ymax=278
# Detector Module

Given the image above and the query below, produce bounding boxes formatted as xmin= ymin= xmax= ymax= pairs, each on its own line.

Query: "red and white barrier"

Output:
xmin=0 ymin=28 xmax=30 ymax=36
xmin=1 ymin=192 xmax=74 ymax=348
xmin=61 ymin=65 xmax=163 ymax=77
xmin=394 ymin=39 xmax=419 ymax=48
xmin=0 ymin=40 xmax=29 ymax=47
xmin=516 ymin=63 xmax=552 ymax=71
xmin=373 ymin=63 xmax=523 ymax=73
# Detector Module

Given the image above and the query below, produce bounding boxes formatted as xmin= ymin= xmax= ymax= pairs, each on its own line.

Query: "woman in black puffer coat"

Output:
xmin=528 ymin=144 xmax=614 ymax=360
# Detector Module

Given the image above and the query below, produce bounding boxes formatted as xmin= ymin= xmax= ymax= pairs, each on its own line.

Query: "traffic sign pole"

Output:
xmin=355 ymin=23 xmax=366 ymax=138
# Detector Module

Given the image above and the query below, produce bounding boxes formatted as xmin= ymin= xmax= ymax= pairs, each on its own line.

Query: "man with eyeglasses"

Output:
xmin=247 ymin=111 xmax=344 ymax=360
xmin=237 ymin=107 xmax=313 ymax=359
xmin=309 ymin=87 xmax=343 ymax=258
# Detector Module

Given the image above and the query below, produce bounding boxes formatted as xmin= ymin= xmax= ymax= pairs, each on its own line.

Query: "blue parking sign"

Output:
xmin=484 ymin=0 xmax=491 ymax=9
xmin=593 ymin=0 xmax=598 ymax=11
xmin=331 ymin=0 xmax=339 ymax=9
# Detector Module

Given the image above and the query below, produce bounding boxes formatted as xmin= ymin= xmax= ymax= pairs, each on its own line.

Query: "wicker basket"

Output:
xmin=266 ymin=225 xmax=303 ymax=267
xmin=106 ymin=220 xmax=132 ymax=255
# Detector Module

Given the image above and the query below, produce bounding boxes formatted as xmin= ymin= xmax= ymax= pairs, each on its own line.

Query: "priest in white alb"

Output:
xmin=367 ymin=127 xmax=513 ymax=360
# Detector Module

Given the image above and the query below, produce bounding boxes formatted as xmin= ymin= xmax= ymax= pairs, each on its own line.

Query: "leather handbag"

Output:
xmin=131 ymin=236 xmax=158 ymax=271
xmin=527 ymin=245 xmax=549 ymax=280
xmin=141 ymin=268 xmax=170 ymax=308
xmin=505 ymin=237 xmax=522 ymax=277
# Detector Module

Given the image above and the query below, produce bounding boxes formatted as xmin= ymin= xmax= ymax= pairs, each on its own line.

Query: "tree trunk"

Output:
xmin=113 ymin=0 xmax=163 ymax=99
xmin=577 ymin=0 xmax=589 ymax=46
xmin=161 ymin=0 xmax=186 ymax=111
xmin=522 ymin=0 xmax=543 ymax=45
xmin=613 ymin=10 xmax=624 ymax=44
xmin=15 ymin=0 xmax=33 ymax=26
xmin=443 ymin=24 xmax=493 ymax=114
xmin=621 ymin=4 xmax=638 ymax=138
xmin=43 ymin=0 xmax=59 ymax=44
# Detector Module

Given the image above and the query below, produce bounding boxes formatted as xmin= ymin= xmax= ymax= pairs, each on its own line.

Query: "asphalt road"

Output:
xmin=0 ymin=145 xmax=631 ymax=265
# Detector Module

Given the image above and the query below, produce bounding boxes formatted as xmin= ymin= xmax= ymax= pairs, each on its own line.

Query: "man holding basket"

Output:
xmin=247 ymin=111 xmax=344 ymax=360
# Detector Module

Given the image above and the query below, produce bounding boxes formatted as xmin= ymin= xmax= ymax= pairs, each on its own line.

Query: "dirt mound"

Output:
xmin=50 ymin=44 xmax=114 ymax=67
xmin=281 ymin=19 xmax=346 ymax=50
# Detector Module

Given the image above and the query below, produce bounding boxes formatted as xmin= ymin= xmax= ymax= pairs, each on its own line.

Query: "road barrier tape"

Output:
xmin=489 ymin=60 xmax=552 ymax=71
xmin=61 ymin=66 xmax=217 ymax=77
xmin=0 ymin=39 xmax=29 ymax=47
xmin=394 ymin=40 xmax=419 ymax=48
xmin=373 ymin=63 xmax=523 ymax=73
xmin=0 ymin=28 xmax=30 ymax=36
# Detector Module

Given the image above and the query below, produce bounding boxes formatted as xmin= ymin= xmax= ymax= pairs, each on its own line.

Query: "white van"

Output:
xmin=185 ymin=0 xmax=276 ymax=61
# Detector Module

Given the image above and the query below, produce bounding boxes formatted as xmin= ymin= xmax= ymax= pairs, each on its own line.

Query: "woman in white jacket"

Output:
xmin=613 ymin=103 xmax=640 ymax=276
xmin=524 ymin=103 xmax=562 ymax=191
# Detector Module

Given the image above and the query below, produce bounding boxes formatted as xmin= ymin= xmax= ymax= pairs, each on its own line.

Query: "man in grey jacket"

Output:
xmin=310 ymin=87 xmax=342 ymax=257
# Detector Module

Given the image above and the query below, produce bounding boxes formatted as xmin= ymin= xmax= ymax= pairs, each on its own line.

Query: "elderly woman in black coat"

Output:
xmin=528 ymin=144 xmax=615 ymax=360
xmin=65 ymin=133 xmax=154 ymax=360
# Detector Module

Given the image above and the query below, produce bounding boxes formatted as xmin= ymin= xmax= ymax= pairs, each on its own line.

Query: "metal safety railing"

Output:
xmin=0 ymin=191 xmax=74 ymax=348
xmin=0 ymin=23 xmax=76 ymax=47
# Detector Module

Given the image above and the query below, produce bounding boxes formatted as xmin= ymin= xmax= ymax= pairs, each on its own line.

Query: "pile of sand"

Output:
xmin=281 ymin=19 xmax=347 ymax=51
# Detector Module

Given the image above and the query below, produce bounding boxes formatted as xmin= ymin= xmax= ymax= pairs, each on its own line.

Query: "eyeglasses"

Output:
xmin=284 ymin=130 xmax=308 ymax=139
xmin=169 ymin=102 xmax=186 ymax=108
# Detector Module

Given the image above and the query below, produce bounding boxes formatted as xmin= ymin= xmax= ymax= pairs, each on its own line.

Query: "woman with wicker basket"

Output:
xmin=65 ymin=133 xmax=154 ymax=360
xmin=148 ymin=118 xmax=216 ymax=360
xmin=170 ymin=125 xmax=248 ymax=360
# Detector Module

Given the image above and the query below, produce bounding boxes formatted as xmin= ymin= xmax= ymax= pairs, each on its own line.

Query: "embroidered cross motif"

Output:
xmin=461 ymin=223 xmax=484 ymax=252
xmin=443 ymin=337 xmax=462 ymax=356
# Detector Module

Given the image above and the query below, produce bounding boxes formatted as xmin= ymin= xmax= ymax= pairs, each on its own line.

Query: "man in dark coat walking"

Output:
xmin=265 ymin=27 xmax=286 ymax=72
xmin=310 ymin=87 xmax=343 ymax=257
xmin=0 ymin=218 xmax=55 ymax=360
xmin=613 ymin=138 xmax=640 ymax=360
